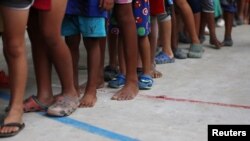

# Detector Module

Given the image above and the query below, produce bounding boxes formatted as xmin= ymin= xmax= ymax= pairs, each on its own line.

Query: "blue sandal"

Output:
xmin=138 ymin=74 xmax=153 ymax=90
xmin=155 ymin=51 xmax=175 ymax=64
xmin=108 ymin=74 xmax=126 ymax=88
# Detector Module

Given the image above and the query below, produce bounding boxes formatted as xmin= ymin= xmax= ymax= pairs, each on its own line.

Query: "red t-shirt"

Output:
xmin=32 ymin=0 xmax=51 ymax=10
xmin=149 ymin=0 xmax=165 ymax=16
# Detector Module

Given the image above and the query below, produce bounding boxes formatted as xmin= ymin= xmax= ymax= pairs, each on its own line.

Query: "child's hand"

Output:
xmin=99 ymin=0 xmax=114 ymax=11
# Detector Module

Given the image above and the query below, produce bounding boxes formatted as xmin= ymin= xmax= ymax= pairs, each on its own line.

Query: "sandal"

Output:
xmin=108 ymin=74 xmax=126 ymax=88
xmin=138 ymin=74 xmax=153 ymax=90
xmin=104 ymin=65 xmax=119 ymax=82
xmin=23 ymin=95 xmax=50 ymax=113
xmin=155 ymin=51 xmax=175 ymax=64
xmin=188 ymin=44 xmax=204 ymax=58
xmin=0 ymin=123 xmax=25 ymax=138
xmin=47 ymin=95 xmax=79 ymax=117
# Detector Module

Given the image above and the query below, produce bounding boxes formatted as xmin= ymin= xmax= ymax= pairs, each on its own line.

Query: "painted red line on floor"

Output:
xmin=141 ymin=95 xmax=250 ymax=110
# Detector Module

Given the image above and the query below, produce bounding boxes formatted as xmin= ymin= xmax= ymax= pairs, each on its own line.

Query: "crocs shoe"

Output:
xmin=174 ymin=48 xmax=188 ymax=59
xmin=138 ymin=74 xmax=153 ymax=90
xmin=104 ymin=65 xmax=119 ymax=82
xmin=223 ymin=38 xmax=233 ymax=47
xmin=47 ymin=95 xmax=79 ymax=117
xmin=155 ymin=51 xmax=175 ymax=64
xmin=23 ymin=95 xmax=51 ymax=113
xmin=188 ymin=44 xmax=204 ymax=58
xmin=108 ymin=74 xmax=126 ymax=88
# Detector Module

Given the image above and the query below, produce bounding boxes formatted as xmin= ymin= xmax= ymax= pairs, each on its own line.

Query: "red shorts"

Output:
xmin=149 ymin=0 xmax=165 ymax=16
xmin=32 ymin=0 xmax=51 ymax=10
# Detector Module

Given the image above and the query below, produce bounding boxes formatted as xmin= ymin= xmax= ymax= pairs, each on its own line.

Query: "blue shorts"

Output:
xmin=220 ymin=0 xmax=237 ymax=13
xmin=61 ymin=15 xmax=106 ymax=38
xmin=187 ymin=0 xmax=201 ymax=13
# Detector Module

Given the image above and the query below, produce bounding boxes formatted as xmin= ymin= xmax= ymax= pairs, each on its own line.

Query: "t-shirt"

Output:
xmin=65 ymin=0 xmax=108 ymax=18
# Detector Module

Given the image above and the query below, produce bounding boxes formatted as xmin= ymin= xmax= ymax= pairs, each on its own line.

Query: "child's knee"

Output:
xmin=4 ymin=42 xmax=25 ymax=58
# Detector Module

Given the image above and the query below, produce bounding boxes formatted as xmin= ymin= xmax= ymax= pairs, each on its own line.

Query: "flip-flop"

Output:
xmin=0 ymin=123 xmax=25 ymax=138
xmin=23 ymin=95 xmax=50 ymax=112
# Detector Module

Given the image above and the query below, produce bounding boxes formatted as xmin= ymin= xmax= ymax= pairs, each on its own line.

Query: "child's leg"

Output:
xmin=158 ymin=16 xmax=174 ymax=58
xmin=220 ymin=1 xmax=236 ymax=47
xmin=148 ymin=16 xmax=162 ymax=78
xmin=65 ymin=34 xmax=81 ymax=93
xmin=107 ymin=33 xmax=118 ymax=69
xmin=39 ymin=0 xmax=77 ymax=98
xmin=79 ymin=38 xmax=99 ymax=107
xmin=200 ymin=12 xmax=222 ymax=48
xmin=38 ymin=0 xmax=78 ymax=116
xmin=99 ymin=37 xmax=106 ymax=85
xmin=200 ymin=0 xmax=222 ymax=48
xmin=223 ymin=11 xmax=234 ymax=42
xmin=0 ymin=7 xmax=28 ymax=134
xmin=27 ymin=9 xmax=54 ymax=106
xmin=138 ymin=36 xmax=151 ymax=75
xmin=175 ymin=0 xmax=200 ymax=44
xmin=112 ymin=3 xmax=138 ymax=100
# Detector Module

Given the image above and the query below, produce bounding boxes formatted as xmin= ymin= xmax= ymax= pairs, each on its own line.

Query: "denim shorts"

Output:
xmin=61 ymin=15 xmax=106 ymax=38
xmin=0 ymin=0 xmax=34 ymax=9
xmin=201 ymin=0 xmax=214 ymax=13
xmin=220 ymin=0 xmax=237 ymax=13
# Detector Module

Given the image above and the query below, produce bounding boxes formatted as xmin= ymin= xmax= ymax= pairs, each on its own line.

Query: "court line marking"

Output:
xmin=140 ymin=94 xmax=250 ymax=110
xmin=0 ymin=92 xmax=139 ymax=141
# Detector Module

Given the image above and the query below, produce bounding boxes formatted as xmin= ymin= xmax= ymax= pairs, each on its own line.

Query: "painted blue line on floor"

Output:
xmin=49 ymin=116 xmax=139 ymax=141
xmin=0 ymin=92 xmax=139 ymax=141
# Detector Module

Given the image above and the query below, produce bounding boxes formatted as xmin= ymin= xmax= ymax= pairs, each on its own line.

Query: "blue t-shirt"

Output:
xmin=66 ymin=0 xmax=108 ymax=18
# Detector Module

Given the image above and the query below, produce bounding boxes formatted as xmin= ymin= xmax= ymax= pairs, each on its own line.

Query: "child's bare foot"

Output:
xmin=210 ymin=38 xmax=223 ymax=49
xmin=0 ymin=107 xmax=24 ymax=136
xmin=150 ymin=69 xmax=162 ymax=78
xmin=150 ymin=64 xmax=162 ymax=78
xmin=79 ymin=92 xmax=97 ymax=108
xmin=79 ymin=81 xmax=105 ymax=94
xmin=111 ymin=82 xmax=139 ymax=101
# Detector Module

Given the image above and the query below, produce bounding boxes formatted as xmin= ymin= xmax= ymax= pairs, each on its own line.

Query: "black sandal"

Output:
xmin=0 ymin=122 xmax=25 ymax=138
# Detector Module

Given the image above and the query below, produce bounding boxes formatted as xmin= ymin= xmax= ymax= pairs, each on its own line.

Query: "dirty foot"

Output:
xmin=111 ymin=82 xmax=139 ymax=101
xmin=210 ymin=38 xmax=223 ymax=49
xmin=79 ymin=91 xmax=97 ymax=108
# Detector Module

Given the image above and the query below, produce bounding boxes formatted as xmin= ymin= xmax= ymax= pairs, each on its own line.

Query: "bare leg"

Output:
xmin=224 ymin=11 xmax=234 ymax=40
xmin=175 ymin=0 xmax=200 ymax=44
xmin=112 ymin=3 xmax=139 ymax=100
xmin=65 ymin=34 xmax=81 ymax=94
xmin=27 ymin=9 xmax=54 ymax=105
xmin=149 ymin=16 xmax=162 ymax=78
xmin=79 ymin=38 xmax=105 ymax=92
xmin=200 ymin=12 xmax=222 ymax=48
xmin=39 ymin=0 xmax=77 ymax=98
xmin=79 ymin=38 xmax=100 ymax=107
xmin=138 ymin=36 xmax=151 ymax=75
xmin=0 ymin=7 xmax=28 ymax=134
xmin=159 ymin=19 xmax=174 ymax=58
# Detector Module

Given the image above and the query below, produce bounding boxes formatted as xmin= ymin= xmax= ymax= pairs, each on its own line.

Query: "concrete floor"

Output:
xmin=0 ymin=25 xmax=250 ymax=141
